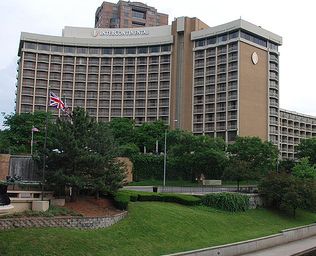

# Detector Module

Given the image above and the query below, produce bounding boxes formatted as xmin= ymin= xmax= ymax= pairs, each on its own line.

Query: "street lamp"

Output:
xmin=163 ymin=128 xmax=167 ymax=186
xmin=163 ymin=120 xmax=178 ymax=186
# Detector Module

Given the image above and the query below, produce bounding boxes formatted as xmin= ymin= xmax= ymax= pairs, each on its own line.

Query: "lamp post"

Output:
xmin=163 ymin=120 xmax=178 ymax=186
xmin=163 ymin=128 xmax=167 ymax=186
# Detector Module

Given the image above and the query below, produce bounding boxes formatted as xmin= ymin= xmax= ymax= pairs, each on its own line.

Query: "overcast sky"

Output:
xmin=1 ymin=0 xmax=315 ymax=129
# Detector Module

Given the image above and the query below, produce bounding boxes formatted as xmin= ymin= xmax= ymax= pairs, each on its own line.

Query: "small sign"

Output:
xmin=251 ymin=52 xmax=259 ymax=65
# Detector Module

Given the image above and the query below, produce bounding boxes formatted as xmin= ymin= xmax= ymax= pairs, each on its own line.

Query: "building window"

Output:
xmin=126 ymin=48 xmax=136 ymax=54
xmin=124 ymin=12 xmax=129 ymax=17
xmin=241 ymin=31 xmax=267 ymax=47
xmin=218 ymin=35 xmax=227 ymax=43
xmin=269 ymin=42 xmax=278 ymax=50
xmin=156 ymin=22 xmax=160 ymax=26
xmin=132 ymin=10 xmax=145 ymax=20
xmin=207 ymin=37 xmax=216 ymax=45
xmin=25 ymin=42 xmax=37 ymax=49
xmin=150 ymin=46 xmax=160 ymax=53
xmin=51 ymin=45 xmax=63 ymax=52
xmin=138 ymin=47 xmax=148 ymax=54
xmin=38 ymin=44 xmax=50 ymax=51
xmin=77 ymin=47 xmax=87 ymax=54
xmin=148 ymin=10 xmax=155 ymax=15
xmin=114 ymin=48 xmax=124 ymax=54
xmin=89 ymin=48 xmax=100 ymax=54
xmin=64 ymin=46 xmax=75 ymax=53
xmin=123 ymin=5 xmax=130 ymax=10
xmin=229 ymin=31 xmax=239 ymax=39
xmin=113 ymin=6 xmax=118 ymax=10
xmin=124 ymin=19 xmax=128 ymax=24
xmin=195 ymin=40 xmax=205 ymax=47
xmin=161 ymin=45 xmax=171 ymax=52
xmin=157 ymin=15 xmax=160 ymax=20
xmin=102 ymin=48 xmax=112 ymax=54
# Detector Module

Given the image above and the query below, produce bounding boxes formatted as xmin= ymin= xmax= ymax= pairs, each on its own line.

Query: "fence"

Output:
xmin=157 ymin=186 xmax=257 ymax=194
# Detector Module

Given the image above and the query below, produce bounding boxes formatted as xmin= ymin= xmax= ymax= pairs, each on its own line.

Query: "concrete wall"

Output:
xmin=167 ymin=224 xmax=316 ymax=256
xmin=0 ymin=211 xmax=127 ymax=230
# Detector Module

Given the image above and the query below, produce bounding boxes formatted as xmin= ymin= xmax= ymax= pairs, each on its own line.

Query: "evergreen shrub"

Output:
xmin=202 ymin=192 xmax=249 ymax=212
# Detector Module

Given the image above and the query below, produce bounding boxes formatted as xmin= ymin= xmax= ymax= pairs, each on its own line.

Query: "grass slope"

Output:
xmin=1 ymin=202 xmax=315 ymax=256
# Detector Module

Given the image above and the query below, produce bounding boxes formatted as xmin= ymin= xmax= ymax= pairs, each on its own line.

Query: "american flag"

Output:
xmin=50 ymin=91 xmax=65 ymax=110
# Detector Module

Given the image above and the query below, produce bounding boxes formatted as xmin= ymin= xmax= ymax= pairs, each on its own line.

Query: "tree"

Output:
xmin=1 ymin=111 xmax=51 ymax=154
xmin=168 ymin=133 xmax=228 ymax=183
xmin=292 ymin=157 xmax=316 ymax=179
xmin=133 ymin=120 xmax=168 ymax=153
xmin=107 ymin=118 xmax=135 ymax=146
xmin=222 ymin=159 xmax=252 ymax=191
xmin=278 ymin=158 xmax=295 ymax=173
xmin=227 ymin=136 xmax=279 ymax=181
xmin=296 ymin=138 xmax=316 ymax=165
xmin=260 ymin=170 xmax=316 ymax=217
xmin=42 ymin=107 xmax=126 ymax=201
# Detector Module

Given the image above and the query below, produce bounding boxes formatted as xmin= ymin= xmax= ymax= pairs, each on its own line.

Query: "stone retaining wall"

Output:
xmin=0 ymin=211 xmax=127 ymax=230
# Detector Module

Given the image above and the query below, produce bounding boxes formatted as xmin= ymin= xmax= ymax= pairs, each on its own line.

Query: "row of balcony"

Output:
xmin=26 ymin=56 xmax=172 ymax=66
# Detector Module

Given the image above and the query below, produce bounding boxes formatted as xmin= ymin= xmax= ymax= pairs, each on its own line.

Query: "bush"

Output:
xmin=138 ymin=193 xmax=162 ymax=202
xmin=112 ymin=192 xmax=131 ymax=210
xmin=161 ymin=194 xmax=201 ymax=206
xmin=112 ymin=190 xmax=201 ymax=210
xmin=202 ymin=192 xmax=249 ymax=212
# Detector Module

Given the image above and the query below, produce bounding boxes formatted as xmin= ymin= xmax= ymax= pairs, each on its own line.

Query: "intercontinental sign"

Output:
xmin=92 ymin=29 xmax=149 ymax=37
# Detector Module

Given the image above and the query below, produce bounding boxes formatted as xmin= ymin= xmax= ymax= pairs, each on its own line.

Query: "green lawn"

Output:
xmin=1 ymin=202 xmax=315 ymax=256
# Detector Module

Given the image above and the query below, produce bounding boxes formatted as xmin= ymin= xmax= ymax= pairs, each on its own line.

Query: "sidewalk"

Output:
xmin=242 ymin=236 xmax=316 ymax=256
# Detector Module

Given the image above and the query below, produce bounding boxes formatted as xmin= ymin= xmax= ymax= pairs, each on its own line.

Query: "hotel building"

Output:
xmin=95 ymin=1 xmax=168 ymax=28
xmin=15 ymin=17 xmax=316 ymax=159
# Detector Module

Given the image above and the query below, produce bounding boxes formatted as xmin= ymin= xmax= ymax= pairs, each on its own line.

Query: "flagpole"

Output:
xmin=41 ymin=90 xmax=50 ymax=201
xmin=31 ymin=127 xmax=34 ymax=155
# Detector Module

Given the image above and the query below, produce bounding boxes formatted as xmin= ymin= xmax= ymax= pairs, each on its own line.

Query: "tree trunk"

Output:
xmin=95 ymin=191 xmax=100 ymax=200
xmin=70 ymin=186 xmax=78 ymax=202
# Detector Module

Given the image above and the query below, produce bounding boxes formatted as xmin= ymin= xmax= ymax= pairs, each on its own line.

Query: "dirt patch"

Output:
xmin=59 ymin=196 xmax=122 ymax=217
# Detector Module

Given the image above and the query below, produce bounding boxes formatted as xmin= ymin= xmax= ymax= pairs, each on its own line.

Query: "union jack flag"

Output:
xmin=50 ymin=91 xmax=65 ymax=110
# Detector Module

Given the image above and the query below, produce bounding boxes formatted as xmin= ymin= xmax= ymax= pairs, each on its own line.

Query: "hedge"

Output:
xmin=111 ymin=190 xmax=201 ymax=209
xmin=202 ymin=192 xmax=249 ymax=212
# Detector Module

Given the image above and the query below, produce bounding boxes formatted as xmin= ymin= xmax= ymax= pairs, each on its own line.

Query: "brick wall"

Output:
xmin=0 ymin=211 xmax=127 ymax=230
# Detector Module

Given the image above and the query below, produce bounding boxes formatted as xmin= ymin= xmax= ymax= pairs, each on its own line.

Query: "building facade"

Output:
xmin=95 ymin=1 xmax=168 ymax=28
xmin=15 ymin=17 xmax=316 ymax=158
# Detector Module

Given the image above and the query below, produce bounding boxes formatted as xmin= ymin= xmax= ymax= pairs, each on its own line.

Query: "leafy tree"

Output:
xmin=222 ymin=159 xmax=251 ymax=191
xmin=260 ymin=170 xmax=316 ymax=217
xmin=168 ymin=133 xmax=227 ymax=183
xmin=227 ymin=136 xmax=279 ymax=181
xmin=118 ymin=143 xmax=140 ymax=157
xmin=41 ymin=107 xmax=126 ymax=201
xmin=278 ymin=158 xmax=295 ymax=173
xmin=133 ymin=120 xmax=168 ymax=153
xmin=1 ymin=111 xmax=51 ymax=154
xmin=107 ymin=118 xmax=135 ymax=146
xmin=296 ymin=138 xmax=316 ymax=165
xmin=292 ymin=157 xmax=316 ymax=179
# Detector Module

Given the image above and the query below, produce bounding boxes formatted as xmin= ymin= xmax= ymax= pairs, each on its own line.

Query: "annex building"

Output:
xmin=95 ymin=0 xmax=168 ymax=28
xmin=15 ymin=16 xmax=316 ymax=159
